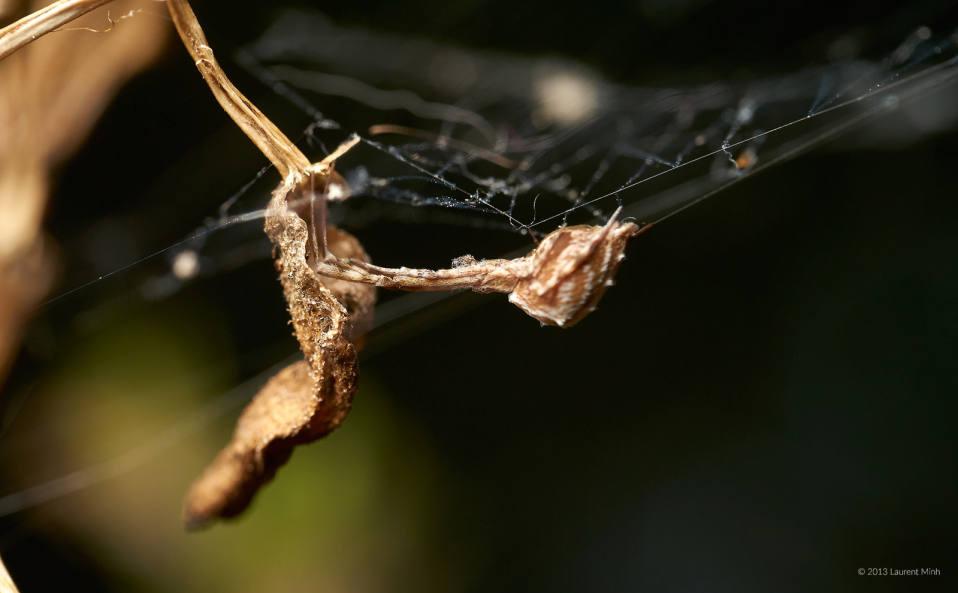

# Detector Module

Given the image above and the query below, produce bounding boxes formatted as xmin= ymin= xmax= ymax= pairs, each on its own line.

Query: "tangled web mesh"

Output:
xmin=234 ymin=11 xmax=958 ymax=242
xmin=4 ymin=7 xmax=958 ymax=519
xmin=39 ymin=10 xmax=958 ymax=308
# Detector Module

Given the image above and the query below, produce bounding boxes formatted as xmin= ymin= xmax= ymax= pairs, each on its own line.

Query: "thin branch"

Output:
xmin=314 ymin=256 xmax=523 ymax=293
xmin=0 ymin=0 xmax=114 ymax=61
xmin=308 ymin=207 xmax=645 ymax=327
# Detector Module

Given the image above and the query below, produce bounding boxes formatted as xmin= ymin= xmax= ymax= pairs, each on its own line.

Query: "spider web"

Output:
xmin=4 ymin=8 xmax=958 ymax=519
xmin=43 ymin=11 xmax=958 ymax=305
xmin=234 ymin=10 xmax=958 ymax=243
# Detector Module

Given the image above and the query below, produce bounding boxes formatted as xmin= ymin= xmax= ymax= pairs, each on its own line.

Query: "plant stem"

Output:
xmin=0 ymin=0 xmax=114 ymax=61
xmin=313 ymin=256 xmax=523 ymax=293
xmin=166 ymin=0 xmax=310 ymax=179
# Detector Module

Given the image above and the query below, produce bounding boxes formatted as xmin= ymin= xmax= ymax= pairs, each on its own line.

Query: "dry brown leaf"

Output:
xmin=182 ymin=181 xmax=375 ymax=529
xmin=182 ymin=198 xmax=639 ymax=526
xmin=0 ymin=0 xmax=165 ymax=383
xmin=508 ymin=217 xmax=642 ymax=327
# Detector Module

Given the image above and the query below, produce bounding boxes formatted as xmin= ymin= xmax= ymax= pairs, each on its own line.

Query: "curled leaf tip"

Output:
xmin=183 ymin=180 xmax=374 ymax=529
xmin=508 ymin=218 xmax=641 ymax=327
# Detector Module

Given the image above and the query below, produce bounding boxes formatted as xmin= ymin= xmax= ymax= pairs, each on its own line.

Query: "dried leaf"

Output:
xmin=508 ymin=218 xmax=642 ymax=327
xmin=0 ymin=0 xmax=165 ymax=383
xmin=183 ymin=181 xmax=375 ymax=529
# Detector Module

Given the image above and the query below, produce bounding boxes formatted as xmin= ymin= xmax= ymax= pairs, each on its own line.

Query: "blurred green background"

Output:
xmin=1 ymin=0 xmax=957 ymax=591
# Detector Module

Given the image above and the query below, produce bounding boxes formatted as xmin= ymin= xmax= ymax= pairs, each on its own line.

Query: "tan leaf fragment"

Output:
xmin=183 ymin=180 xmax=375 ymax=529
xmin=508 ymin=216 xmax=643 ymax=327
xmin=0 ymin=0 xmax=165 ymax=383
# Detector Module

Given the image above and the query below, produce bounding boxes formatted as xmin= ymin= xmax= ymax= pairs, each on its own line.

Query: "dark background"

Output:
xmin=1 ymin=0 xmax=957 ymax=591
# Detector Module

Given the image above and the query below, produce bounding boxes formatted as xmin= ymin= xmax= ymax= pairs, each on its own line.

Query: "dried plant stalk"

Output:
xmin=315 ymin=212 xmax=644 ymax=326
xmin=0 ymin=0 xmax=114 ymax=61
xmin=166 ymin=0 xmax=308 ymax=178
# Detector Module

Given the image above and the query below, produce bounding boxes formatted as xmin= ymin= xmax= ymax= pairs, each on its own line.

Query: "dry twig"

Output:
xmin=315 ymin=210 xmax=644 ymax=326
